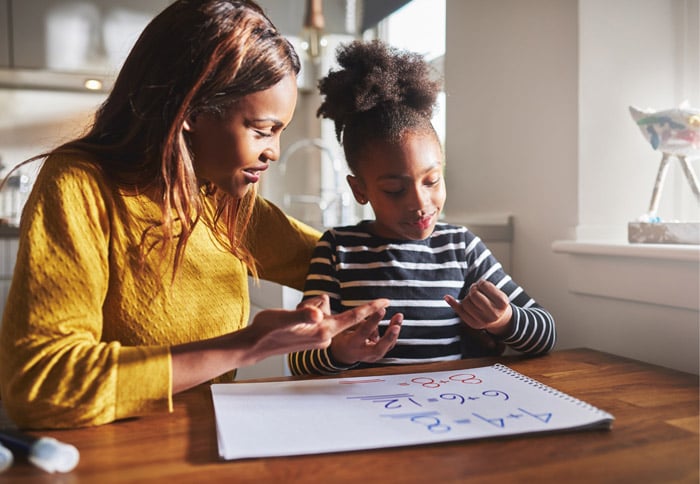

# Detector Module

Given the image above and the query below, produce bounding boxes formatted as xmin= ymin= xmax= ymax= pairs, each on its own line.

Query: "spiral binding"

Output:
xmin=492 ymin=363 xmax=613 ymax=418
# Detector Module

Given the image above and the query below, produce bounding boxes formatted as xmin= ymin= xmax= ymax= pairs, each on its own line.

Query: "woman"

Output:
xmin=0 ymin=0 xmax=391 ymax=429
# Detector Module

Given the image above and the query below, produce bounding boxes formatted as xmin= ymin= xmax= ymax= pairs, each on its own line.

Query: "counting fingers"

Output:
xmin=332 ymin=299 xmax=390 ymax=334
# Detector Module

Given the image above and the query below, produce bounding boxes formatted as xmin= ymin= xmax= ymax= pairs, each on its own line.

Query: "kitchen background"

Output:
xmin=0 ymin=0 xmax=698 ymax=377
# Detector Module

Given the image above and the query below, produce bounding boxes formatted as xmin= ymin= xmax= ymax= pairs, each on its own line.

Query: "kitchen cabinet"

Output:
xmin=0 ymin=1 xmax=9 ymax=67
xmin=0 ymin=229 xmax=18 ymax=319
xmin=9 ymin=0 xmax=171 ymax=71
xmin=0 ymin=0 xmax=383 ymax=92
xmin=0 ymin=0 xmax=170 ymax=90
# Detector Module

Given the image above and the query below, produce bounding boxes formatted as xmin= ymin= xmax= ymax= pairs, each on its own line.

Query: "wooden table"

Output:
xmin=2 ymin=348 xmax=698 ymax=483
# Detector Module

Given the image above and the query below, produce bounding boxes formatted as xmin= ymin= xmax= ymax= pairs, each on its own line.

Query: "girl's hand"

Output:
xmin=330 ymin=312 xmax=403 ymax=366
xmin=444 ymin=280 xmax=513 ymax=336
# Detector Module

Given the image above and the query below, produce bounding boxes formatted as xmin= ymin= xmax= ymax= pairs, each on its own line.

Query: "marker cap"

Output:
xmin=29 ymin=437 xmax=80 ymax=473
xmin=0 ymin=443 xmax=13 ymax=473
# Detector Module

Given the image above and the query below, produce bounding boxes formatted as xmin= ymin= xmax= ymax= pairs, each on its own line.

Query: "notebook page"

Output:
xmin=211 ymin=364 xmax=614 ymax=460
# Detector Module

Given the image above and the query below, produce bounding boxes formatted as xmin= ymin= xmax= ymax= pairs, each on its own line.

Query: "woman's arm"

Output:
xmin=171 ymin=298 xmax=389 ymax=392
xmin=0 ymin=158 xmax=129 ymax=429
xmin=247 ymin=196 xmax=321 ymax=290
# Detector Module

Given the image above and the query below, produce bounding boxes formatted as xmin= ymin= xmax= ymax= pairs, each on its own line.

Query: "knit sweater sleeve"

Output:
xmin=0 ymin=157 xmax=171 ymax=429
xmin=247 ymin=196 xmax=321 ymax=291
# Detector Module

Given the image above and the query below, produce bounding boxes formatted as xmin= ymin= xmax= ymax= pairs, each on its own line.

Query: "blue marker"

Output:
xmin=0 ymin=429 xmax=79 ymax=473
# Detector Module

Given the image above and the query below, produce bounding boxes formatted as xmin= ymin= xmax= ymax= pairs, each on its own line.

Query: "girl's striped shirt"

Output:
xmin=288 ymin=222 xmax=556 ymax=375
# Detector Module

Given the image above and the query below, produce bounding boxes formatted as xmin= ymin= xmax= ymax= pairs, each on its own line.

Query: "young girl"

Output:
xmin=0 ymin=1 xmax=390 ymax=429
xmin=288 ymin=40 xmax=556 ymax=375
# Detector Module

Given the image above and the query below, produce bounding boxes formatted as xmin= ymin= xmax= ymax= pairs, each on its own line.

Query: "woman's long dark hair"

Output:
xmin=22 ymin=0 xmax=300 ymax=277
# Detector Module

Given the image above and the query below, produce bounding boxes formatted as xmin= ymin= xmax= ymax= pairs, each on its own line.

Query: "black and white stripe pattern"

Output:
xmin=288 ymin=222 xmax=556 ymax=375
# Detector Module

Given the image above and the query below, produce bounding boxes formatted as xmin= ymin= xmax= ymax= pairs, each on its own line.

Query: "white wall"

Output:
xmin=444 ymin=0 xmax=579 ymax=351
xmin=445 ymin=0 xmax=699 ymax=374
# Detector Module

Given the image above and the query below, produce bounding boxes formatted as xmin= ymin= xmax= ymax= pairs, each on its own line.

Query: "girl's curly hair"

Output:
xmin=317 ymin=39 xmax=442 ymax=173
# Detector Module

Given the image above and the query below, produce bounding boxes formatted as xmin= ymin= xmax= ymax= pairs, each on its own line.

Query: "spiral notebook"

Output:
xmin=211 ymin=364 xmax=614 ymax=460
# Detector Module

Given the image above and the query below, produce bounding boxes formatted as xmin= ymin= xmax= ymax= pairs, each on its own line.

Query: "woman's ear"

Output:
xmin=347 ymin=174 xmax=368 ymax=205
xmin=183 ymin=114 xmax=197 ymax=132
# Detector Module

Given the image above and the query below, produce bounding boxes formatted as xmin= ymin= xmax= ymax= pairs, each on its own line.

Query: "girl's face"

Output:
xmin=185 ymin=74 xmax=298 ymax=199
xmin=348 ymin=132 xmax=446 ymax=241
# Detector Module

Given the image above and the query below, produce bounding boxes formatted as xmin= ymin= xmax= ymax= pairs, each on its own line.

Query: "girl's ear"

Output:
xmin=347 ymin=174 xmax=368 ymax=205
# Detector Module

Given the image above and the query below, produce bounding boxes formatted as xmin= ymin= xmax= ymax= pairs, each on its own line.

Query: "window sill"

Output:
xmin=552 ymin=240 xmax=699 ymax=310
xmin=552 ymin=240 xmax=699 ymax=262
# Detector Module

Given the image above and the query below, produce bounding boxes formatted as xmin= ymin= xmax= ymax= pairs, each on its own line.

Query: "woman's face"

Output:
xmin=185 ymin=74 xmax=298 ymax=199
xmin=348 ymin=131 xmax=446 ymax=241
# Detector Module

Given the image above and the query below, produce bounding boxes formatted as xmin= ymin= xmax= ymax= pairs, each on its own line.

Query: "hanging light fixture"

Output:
xmin=302 ymin=0 xmax=327 ymax=62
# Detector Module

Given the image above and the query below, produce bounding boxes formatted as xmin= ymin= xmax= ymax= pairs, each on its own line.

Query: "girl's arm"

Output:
xmin=453 ymin=230 xmax=556 ymax=355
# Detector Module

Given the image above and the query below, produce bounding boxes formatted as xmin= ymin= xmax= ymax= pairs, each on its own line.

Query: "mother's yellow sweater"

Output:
xmin=0 ymin=155 xmax=319 ymax=428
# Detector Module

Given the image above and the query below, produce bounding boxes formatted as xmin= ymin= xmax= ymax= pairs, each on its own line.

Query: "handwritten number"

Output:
xmin=380 ymin=397 xmax=422 ymax=409
xmin=383 ymin=399 xmax=401 ymax=409
xmin=482 ymin=390 xmax=509 ymax=400
xmin=472 ymin=413 xmax=505 ymax=428
xmin=518 ymin=407 xmax=552 ymax=423
xmin=408 ymin=374 xmax=483 ymax=389
xmin=439 ymin=393 xmax=466 ymax=404
xmin=449 ymin=373 xmax=483 ymax=385
xmin=411 ymin=377 xmax=441 ymax=389
xmin=411 ymin=415 xmax=451 ymax=433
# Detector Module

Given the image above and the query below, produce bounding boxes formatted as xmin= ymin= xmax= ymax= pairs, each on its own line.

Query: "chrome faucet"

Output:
xmin=278 ymin=138 xmax=354 ymax=229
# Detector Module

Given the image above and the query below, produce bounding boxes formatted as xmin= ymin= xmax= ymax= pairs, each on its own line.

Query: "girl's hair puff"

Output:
xmin=316 ymin=39 xmax=442 ymax=173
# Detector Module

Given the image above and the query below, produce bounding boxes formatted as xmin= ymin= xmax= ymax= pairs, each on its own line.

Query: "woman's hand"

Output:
xmin=296 ymin=294 xmax=332 ymax=313
xmin=246 ymin=297 xmax=393 ymax=361
xmin=444 ymin=279 xmax=513 ymax=336
xmin=171 ymin=297 xmax=391 ymax=393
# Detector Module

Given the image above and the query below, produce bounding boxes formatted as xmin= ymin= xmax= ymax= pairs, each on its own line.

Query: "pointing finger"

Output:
xmin=332 ymin=299 xmax=390 ymax=334
xmin=474 ymin=280 xmax=509 ymax=309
